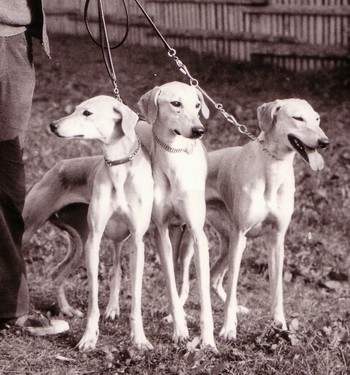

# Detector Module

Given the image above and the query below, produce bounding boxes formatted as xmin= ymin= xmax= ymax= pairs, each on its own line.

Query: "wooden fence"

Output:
xmin=45 ymin=0 xmax=350 ymax=71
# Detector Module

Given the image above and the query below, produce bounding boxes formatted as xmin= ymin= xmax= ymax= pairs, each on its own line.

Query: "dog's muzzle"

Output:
xmin=191 ymin=126 xmax=205 ymax=138
xmin=318 ymin=137 xmax=329 ymax=149
xmin=50 ymin=122 xmax=58 ymax=133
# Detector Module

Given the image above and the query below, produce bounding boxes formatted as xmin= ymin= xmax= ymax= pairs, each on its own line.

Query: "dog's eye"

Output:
xmin=195 ymin=103 xmax=201 ymax=109
xmin=292 ymin=116 xmax=304 ymax=122
xmin=171 ymin=101 xmax=181 ymax=108
xmin=83 ymin=110 xmax=93 ymax=117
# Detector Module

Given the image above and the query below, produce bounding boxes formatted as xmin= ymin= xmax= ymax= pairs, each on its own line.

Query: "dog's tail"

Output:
xmin=49 ymin=203 xmax=89 ymax=283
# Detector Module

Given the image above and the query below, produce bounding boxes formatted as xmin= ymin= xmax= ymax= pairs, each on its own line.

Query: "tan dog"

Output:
xmin=46 ymin=95 xmax=154 ymax=351
xmin=137 ymin=81 xmax=217 ymax=351
xmin=177 ymin=98 xmax=329 ymax=339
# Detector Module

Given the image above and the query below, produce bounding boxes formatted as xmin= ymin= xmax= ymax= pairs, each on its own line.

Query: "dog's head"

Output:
xmin=50 ymin=96 xmax=139 ymax=144
xmin=257 ymin=98 xmax=329 ymax=171
xmin=137 ymin=81 xmax=209 ymax=139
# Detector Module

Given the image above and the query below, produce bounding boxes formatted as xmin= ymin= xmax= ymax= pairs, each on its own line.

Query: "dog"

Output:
xmin=176 ymin=98 xmax=329 ymax=340
xmin=137 ymin=81 xmax=217 ymax=351
xmin=38 ymin=95 xmax=154 ymax=351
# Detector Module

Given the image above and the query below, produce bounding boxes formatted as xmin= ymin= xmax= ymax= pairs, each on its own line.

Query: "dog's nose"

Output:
xmin=192 ymin=126 xmax=205 ymax=138
xmin=318 ymin=138 xmax=329 ymax=149
xmin=50 ymin=122 xmax=58 ymax=132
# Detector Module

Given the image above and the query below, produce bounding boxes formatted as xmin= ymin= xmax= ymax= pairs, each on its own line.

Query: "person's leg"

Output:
xmin=0 ymin=33 xmax=69 ymax=335
xmin=0 ymin=138 xmax=29 ymax=318
xmin=0 ymin=32 xmax=35 ymax=320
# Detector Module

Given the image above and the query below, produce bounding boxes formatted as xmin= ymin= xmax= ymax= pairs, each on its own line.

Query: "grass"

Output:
xmin=0 ymin=35 xmax=349 ymax=374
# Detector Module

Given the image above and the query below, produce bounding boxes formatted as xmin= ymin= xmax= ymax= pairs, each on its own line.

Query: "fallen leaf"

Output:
xmin=55 ymin=355 xmax=75 ymax=362
xmin=186 ymin=336 xmax=201 ymax=352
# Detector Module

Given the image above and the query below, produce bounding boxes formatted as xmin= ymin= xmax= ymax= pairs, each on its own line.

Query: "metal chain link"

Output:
xmin=167 ymin=48 xmax=276 ymax=159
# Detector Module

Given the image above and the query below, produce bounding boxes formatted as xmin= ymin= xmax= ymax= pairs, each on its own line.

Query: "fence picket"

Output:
xmin=45 ymin=0 xmax=350 ymax=72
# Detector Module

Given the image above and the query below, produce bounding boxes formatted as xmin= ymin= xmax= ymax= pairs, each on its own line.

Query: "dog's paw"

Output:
xmin=61 ymin=306 xmax=84 ymax=318
xmin=104 ymin=306 xmax=120 ymax=321
xmin=273 ymin=315 xmax=287 ymax=331
xmin=173 ymin=328 xmax=189 ymax=345
xmin=162 ymin=313 xmax=173 ymax=324
xmin=186 ymin=336 xmax=219 ymax=353
xmin=77 ymin=330 xmax=99 ymax=351
xmin=133 ymin=337 xmax=154 ymax=351
xmin=219 ymin=325 xmax=237 ymax=341
xmin=201 ymin=341 xmax=219 ymax=354
xmin=237 ymin=305 xmax=250 ymax=315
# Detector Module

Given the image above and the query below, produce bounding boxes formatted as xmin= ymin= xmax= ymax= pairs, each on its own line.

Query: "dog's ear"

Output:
xmin=196 ymin=89 xmax=210 ymax=119
xmin=257 ymin=99 xmax=284 ymax=132
xmin=137 ymin=86 xmax=162 ymax=125
xmin=115 ymin=104 xmax=139 ymax=140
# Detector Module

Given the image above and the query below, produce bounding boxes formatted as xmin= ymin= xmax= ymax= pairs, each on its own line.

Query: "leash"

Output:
xmin=84 ymin=0 xmax=129 ymax=101
xmin=133 ymin=0 xmax=275 ymax=158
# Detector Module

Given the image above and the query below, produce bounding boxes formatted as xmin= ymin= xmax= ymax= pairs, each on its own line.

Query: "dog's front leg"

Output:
xmin=77 ymin=232 xmax=103 ymax=351
xmin=180 ymin=193 xmax=216 ymax=351
xmin=129 ymin=233 xmax=153 ymax=350
xmin=155 ymin=225 xmax=189 ymax=343
xmin=220 ymin=230 xmax=247 ymax=340
xmin=267 ymin=229 xmax=287 ymax=330
xmin=191 ymin=230 xmax=217 ymax=351
xmin=78 ymin=192 xmax=113 ymax=351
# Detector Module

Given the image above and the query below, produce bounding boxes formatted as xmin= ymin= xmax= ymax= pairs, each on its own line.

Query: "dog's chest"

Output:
xmin=107 ymin=162 xmax=152 ymax=211
xmin=155 ymin=147 xmax=208 ymax=193
xmin=244 ymin=180 xmax=294 ymax=236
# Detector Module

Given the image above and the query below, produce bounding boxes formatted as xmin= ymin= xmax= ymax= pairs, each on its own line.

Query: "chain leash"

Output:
xmin=84 ymin=0 xmax=129 ymax=102
xmin=166 ymin=48 xmax=275 ymax=158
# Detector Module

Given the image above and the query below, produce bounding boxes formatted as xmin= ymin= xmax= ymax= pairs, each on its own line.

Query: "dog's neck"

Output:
xmin=152 ymin=124 xmax=197 ymax=154
xmin=102 ymin=136 xmax=141 ymax=167
xmin=258 ymin=132 xmax=295 ymax=162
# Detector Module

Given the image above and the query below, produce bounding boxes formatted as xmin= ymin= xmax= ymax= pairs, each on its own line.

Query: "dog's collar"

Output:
xmin=152 ymin=131 xmax=194 ymax=154
xmin=104 ymin=139 xmax=142 ymax=167
xmin=257 ymin=137 xmax=281 ymax=161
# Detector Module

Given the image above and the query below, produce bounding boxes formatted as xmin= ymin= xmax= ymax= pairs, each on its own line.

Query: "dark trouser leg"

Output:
xmin=0 ymin=139 xmax=29 ymax=318
xmin=0 ymin=33 xmax=35 ymax=319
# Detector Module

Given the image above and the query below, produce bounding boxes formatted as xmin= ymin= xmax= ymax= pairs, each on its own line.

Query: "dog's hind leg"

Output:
xmin=207 ymin=203 xmax=250 ymax=316
xmin=177 ymin=231 xmax=194 ymax=309
xmin=50 ymin=203 xmax=89 ymax=317
xmin=220 ymin=230 xmax=247 ymax=340
xmin=104 ymin=240 xmax=123 ymax=321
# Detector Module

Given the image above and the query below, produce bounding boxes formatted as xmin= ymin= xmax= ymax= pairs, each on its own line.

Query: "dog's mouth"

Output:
xmin=173 ymin=129 xmax=204 ymax=139
xmin=288 ymin=134 xmax=324 ymax=171
xmin=52 ymin=131 xmax=84 ymax=139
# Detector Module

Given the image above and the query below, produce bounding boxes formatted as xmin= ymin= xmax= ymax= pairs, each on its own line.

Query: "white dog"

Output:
xmin=176 ymin=98 xmax=329 ymax=339
xmin=49 ymin=96 xmax=154 ymax=351
xmin=137 ymin=81 xmax=217 ymax=351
